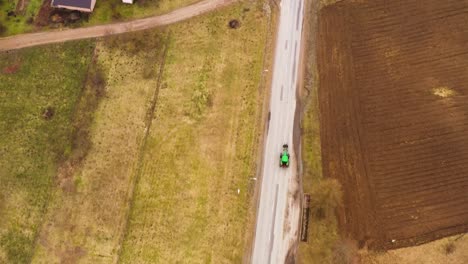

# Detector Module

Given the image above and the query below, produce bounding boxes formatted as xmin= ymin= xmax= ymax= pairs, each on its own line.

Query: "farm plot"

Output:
xmin=318 ymin=0 xmax=468 ymax=250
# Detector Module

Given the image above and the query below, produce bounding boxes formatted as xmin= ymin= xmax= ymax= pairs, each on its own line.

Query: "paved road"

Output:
xmin=251 ymin=0 xmax=305 ymax=263
xmin=0 ymin=0 xmax=236 ymax=51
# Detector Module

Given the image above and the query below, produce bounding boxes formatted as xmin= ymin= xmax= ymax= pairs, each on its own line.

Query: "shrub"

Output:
xmin=0 ymin=22 xmax=6 ymax=36
xmin=309 ymin=178 xmax=343 ymax=217
xmin=332 ymin=239 xmax=358 ymax=264
xmin=443 ymin=241 xmax=456 ymax=255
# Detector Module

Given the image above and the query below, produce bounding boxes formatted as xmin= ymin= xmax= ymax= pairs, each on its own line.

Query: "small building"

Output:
xmin=122 ymin=0 xmax=133 ymax=4
xmin=51 ymin=0 xmax=97 ymax=12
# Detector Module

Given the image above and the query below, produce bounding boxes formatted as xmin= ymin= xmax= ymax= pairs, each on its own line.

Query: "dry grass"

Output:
xmin=332 ymin=238 xmax=358 ymax=264
xmin=32 ymin=33 xmax=166 ymax=263
xmin=320 ymin=0 xmax=343 ymax=7
xmin=118 ymin=1 xmax=269 ymax=263
xmin=3 ymin=1 xmax=269 ymax=263
xmin=432 ymin=86 xmax=456 ymax=98
xmin=360 ymin=234 xmax=468 ymax=264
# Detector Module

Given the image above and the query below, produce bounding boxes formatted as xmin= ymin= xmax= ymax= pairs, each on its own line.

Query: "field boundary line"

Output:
xmin=114 ymin=33 xmax=170 ymax=264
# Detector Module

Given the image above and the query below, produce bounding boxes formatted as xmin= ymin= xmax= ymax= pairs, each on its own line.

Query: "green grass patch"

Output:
xmin=118 ymin=1 xmax=268 ymax=263
xmin=0 ymin=0 xmax=42 ymax=36
xmin=0 ymin=41 xmax=95 ymax=264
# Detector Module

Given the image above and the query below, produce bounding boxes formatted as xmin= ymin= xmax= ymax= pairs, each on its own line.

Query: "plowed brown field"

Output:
xmin=317 ymin=0 xmax=468 ymax=249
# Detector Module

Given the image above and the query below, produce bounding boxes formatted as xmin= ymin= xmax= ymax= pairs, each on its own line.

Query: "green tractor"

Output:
xmin=279 ymin=144 xmax=290 ymax=168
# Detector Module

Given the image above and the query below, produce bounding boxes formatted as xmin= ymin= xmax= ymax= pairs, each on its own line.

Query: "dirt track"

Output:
xmin=318 ymin=0 xmax=468 ymax=249
xmin=0 ymin=0 xmax=236 ymax=51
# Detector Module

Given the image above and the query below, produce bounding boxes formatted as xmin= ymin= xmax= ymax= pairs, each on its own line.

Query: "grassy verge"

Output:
xmin=118 ymin=1 xmax=269 ymax=263
xmin=87 ymin=0 xmax=200 ymax=25
xmin=0 ymin=41 xmax=95 ymax=264
xmin=31 ymin=31 xmax=167 ymax=263
xmin=0 ymin=0 xmax=42 ymax=36
xmin=297 ymin=0 xmax=342 ymax=263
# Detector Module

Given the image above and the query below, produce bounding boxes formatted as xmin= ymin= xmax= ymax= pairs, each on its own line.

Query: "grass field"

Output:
xmin=31 ymin=32 xmax=167 ymax=263
xmin=118 ymin=2 xmax=269 ymax=263
xmin=0 ymin=1 xmax=271 ymax=263
xmin=0 ymin=0 xmax=42 ymax=36
xmin=87 ymin=0 xmax=200 ymax=25
xmin=0 ymin=41 xmax=95 ymax=264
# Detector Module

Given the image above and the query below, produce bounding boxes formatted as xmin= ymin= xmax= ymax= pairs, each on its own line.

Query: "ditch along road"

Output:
xmin=251 ymin=0 xmax=304 ymax=263
xmin=0 ymin=0 xmax=236 ymax=51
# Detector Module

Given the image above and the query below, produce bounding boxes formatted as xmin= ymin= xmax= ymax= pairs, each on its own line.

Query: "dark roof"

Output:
xmin=52 ymin=0 xmax=93 ymax=9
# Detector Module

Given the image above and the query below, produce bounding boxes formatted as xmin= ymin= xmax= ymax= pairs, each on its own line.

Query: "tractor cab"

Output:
xmin=279 ymin=144 xmax=290 ymax=168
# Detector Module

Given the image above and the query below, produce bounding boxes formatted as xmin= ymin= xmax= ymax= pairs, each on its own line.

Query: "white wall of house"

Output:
xmin=52 ymin=0 xmax=97 ymax=12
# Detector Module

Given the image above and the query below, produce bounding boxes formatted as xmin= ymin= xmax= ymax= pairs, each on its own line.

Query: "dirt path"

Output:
xmin=0 ymin=0 xmax=237 ymax=51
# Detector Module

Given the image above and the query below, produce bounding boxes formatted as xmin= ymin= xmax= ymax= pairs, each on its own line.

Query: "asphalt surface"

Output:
xmin=251 ymin=0 xmax=304 ymax=263
xmin=0 ymin=0 xmax=236 ymax=51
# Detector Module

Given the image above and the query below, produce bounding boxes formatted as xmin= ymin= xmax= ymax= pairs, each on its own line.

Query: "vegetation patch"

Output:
xmin=118 ymin=1 xmax=269 ymax=263
xmin=298 ymin=0 xmax=343 ymax=263
xmin=0 ymin=0 xmax=42 ymax=36
xmin=32 ymin=30 xmax=167 ymax=263
xmin=0 ymin=40 xmax=95 ymax=264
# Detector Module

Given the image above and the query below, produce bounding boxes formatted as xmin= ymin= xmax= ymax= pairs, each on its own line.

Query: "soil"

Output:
xmin=317 ymin=0 xmax=468 ymax=250
xmin=2 ymin=63 xmax=20 ymax=74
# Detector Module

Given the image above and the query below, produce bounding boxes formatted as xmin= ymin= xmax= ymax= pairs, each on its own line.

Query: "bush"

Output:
xmin=443 ymin=241 xmax=456 ymax=255
xmin=332 ymin=239 xmax=358 ymax=264
xmin=0 ymin=22 xmax=6 ymax=36
xmin=309 ymin=178 xmax=343 ymax=217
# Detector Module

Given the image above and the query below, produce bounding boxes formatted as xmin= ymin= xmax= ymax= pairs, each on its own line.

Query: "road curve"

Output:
xmin=0 ymin=0 xmax=236 ymax=51
xmin=251 ymin=0 xmax=305 ymax=263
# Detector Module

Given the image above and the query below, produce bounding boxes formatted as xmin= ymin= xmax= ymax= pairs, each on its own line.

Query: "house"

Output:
xmin=51 ymin=0 xmax=97 ymax=12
